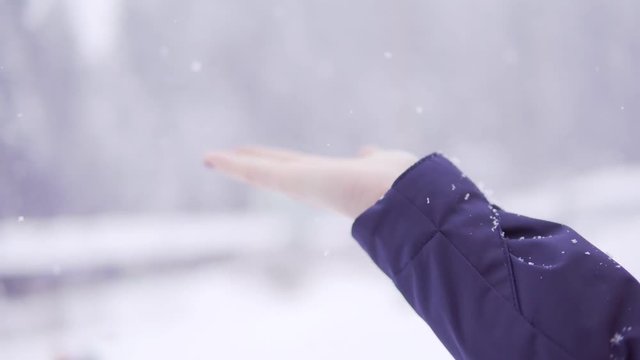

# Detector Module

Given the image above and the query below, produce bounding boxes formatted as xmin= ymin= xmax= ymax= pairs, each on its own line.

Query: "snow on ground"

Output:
xmin=0 ymin=165 xmax=638 ymax=359
xmin=0 ymin=211 xmax=449 ymax=360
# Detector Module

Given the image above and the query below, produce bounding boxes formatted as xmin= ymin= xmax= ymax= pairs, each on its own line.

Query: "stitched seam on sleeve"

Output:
xmin=386 ymin=187 xmax=440 ymax=276
xmin=501 ymin=230 xmax=523 ymax=314
xmin=391 ymin=189 xmax=576 ymax=360
xmin=396 ymin=230 xmax=440 ymax=276
xmin=397 ymin=235 xmax=577 ymax=360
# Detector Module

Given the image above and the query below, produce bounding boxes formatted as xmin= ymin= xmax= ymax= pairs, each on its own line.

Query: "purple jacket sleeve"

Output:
xmin=351 ymin=153 xmax=640 ymax=360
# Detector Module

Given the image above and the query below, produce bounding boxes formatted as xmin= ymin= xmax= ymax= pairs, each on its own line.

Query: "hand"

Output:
xmin=204 ymin=145 xmax=419 ymax=219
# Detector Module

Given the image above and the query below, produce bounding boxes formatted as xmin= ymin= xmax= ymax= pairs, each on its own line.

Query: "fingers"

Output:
xmin=204 ymin=151 xmax=295 ymax=191
xmin=233 ymin=145 xmax=316 ymax=162
xmin=228 ymin=144 xmax=381 ymax=162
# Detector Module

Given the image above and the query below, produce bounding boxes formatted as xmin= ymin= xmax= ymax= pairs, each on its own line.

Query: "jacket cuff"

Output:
xmin=351 ymin=153 xmax=485 ymax=278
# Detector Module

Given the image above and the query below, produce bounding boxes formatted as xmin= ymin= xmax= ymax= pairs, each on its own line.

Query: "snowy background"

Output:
xmin=1 ymin=0 xmax=639 ymax=359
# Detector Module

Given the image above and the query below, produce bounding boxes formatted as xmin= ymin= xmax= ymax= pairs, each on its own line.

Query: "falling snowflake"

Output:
xmin=528 ymin=261 xmax=535 ymax=266
xmin=426 ymin=197 xmax=430 ymax=205
xmin=585 ymin=251 xmax=591 ymax=255
xmin=571 ymin=239 xmax=578 ymax=244
xmin=451 ymin=184 xmax=456 ymax=191
xmin=464 ymin=193 xmax=470 ymax=201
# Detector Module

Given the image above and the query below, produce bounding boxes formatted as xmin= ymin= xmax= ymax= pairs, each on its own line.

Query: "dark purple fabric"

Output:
xmin=351 ymin=153 xmax=640 ymax=360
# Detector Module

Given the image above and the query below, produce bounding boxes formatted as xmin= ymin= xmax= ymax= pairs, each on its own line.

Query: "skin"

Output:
xmin=204 ymin=145 xmax=419 ymax=219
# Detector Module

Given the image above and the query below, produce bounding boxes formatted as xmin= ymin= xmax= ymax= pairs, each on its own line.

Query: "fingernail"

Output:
xmin=204 ymin=153 xmax=223 ymax=168
xmin=203 ymin=158 xmax=215 ymax=168
xmin=204 ymin=152 xmax=231 ymax=168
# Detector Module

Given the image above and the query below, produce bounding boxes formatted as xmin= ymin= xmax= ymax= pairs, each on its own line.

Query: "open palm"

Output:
xmin=204 ymin=145 xmax=419 ymax=219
